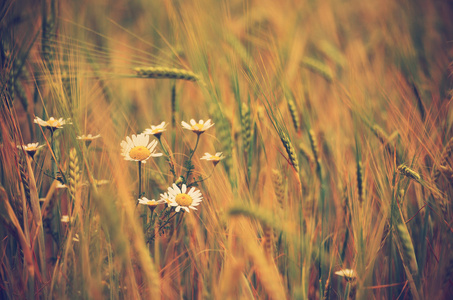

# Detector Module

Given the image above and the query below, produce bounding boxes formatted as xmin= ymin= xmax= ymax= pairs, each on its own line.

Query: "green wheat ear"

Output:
xmin=280 ymin=133 xmax=300 ymax=174
xmin=301 ymin=57 xmax=334 ymax=82
xmin=241 ymin=103 xmax=251 ymax=152
xmin=133 ymin=67 xmax=201 ymax=82
xmin=287 ymin=97 xmax=300 ymax=132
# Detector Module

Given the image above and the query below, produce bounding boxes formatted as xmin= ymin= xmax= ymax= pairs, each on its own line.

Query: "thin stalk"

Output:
xmin=171 ymin=81 xmax=176 ymax=150
xmin=138 ymin=162 xmax=146 ymax=230
xmin=149 ymin=212 xmax=179 ymax=240
xmin=189 ymin=134 xmax=200 ymax=161
xmin=185 ymin=134 xmax=200 ymax=181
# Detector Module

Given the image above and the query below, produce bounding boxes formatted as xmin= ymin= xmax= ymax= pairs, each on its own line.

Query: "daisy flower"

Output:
xmin=94 ymin=179 xmax=110 ymax=186
xmin=181 ymin=119 xmax=214 ymax=135
xmin=120 ymin=134 xmax=163 ymax=163
xmin=56 ymin=182 xmax=68 ymax=189
xmin=167 ymin=183 xmax=203 ymax=213
xmin=73 ymin=233 xmax=80 ymax=242
xmin=158 ymin=192 xmax=173 ymax=207
xmin=143 ymin=122 xmax=168 ymax=138
xmin=334 ymin=269 xmax=357 ymax=281
xmin=34 ymin=116 xmax=70 ymax=133
xmin=201 ymin=152 xmax=225 ymax=166
xmin=138 ymin=197 xmax=165 ymax=207
xmin=77 ymin=134 xmax=101 ymax=147
xmin=17 ymin=142 xmax=44 ymax=158
xmin=61 ymin=215 xmax=74 ymax=223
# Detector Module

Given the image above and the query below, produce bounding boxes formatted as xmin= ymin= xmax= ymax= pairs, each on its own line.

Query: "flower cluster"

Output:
xmin=138 ymin=184 xmax=203 ymax=213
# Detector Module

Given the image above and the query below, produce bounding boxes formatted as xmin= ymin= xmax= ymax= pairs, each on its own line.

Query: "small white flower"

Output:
xmin=167 ymin=183 xmax=203 ymax=213
xmin=94 ymin=179 xmax=109 ymax=186
xmin=201 ymin=152 xmax=225 ymax=166
xmin=73 ymin=234 xmax=80 ymax=242
xmin=138 ymin=197 xmax=165 ymax=207
xmin=34 ymin=116 xmax=71 ymax=132
xmin=181 ymin=119 xmax=214 ymax=135
xmin=77 ymin=134 xmax=101 ymax=141
xmin=56 ymin=182 xmax=68 ymax=189
xmin=17 ymin=143 xmax=44 ymax=157
xmin=61 ymin=215 xmax=74 ymax=223
xmin=143 ymin=122 xmax=168 ymax=138
xmin=77 ymin=134 xmax=101 ymax=147
xmin=158 ymin=192 xmax=173 ymax=207
xmin=120 ymin=134 xmax=163 ymax=163
xmin=334 ymin=269 xmax=356 ymax=281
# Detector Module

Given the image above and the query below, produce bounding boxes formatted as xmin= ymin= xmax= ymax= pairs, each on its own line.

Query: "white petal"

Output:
xmin=181 ymin=184 xmax=187 ymax=193
xmin=175 ymin=206 xmax=181 ymax=212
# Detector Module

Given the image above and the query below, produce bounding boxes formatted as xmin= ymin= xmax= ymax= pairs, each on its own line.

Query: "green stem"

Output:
xmin=138 ymin=161 xmax=142 ymax=199
xmin=188 ymin=168 xmax=215 ymax=187
xmin=158 ymin=137 xmax=176 ymax=179
xmin=50 ymin=131 xmax=56 ymax=178
xmin=149 ymin=211 xmax=179 ymax=241
xmin=158 ymin=137 xmax=169 ymax=156
xmin=189 ymin=134 xmax=200 ymax=161
xmin=138 ymin=162 xmax=146 ymax=230
xmin=185 ymin=134 xmax=200 ymax=182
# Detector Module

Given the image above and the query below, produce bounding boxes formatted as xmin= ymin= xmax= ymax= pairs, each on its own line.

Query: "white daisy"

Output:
xmin=94 ymin=179 xmax=110 ymax=186
xmin=201 ymin=152 xmax=225 ymax=166
xmin=77 ymin=134 xmax=101 ymax=147
xmin=181 ymin=119 xmax=214 ymax=135
xmin=143 ymin=121 xmax=168 ymax=138
xmin=77 ymin=133 xmax=101 ymax=141
xmin=167 ymin=183 xmax=203 ymax=213
xmin=120 ymin=133 xmax=163 ymax=163
xmin=61 ymin=215 xmax=74 ymax=223
xmin=34 ymin=116 xmax=71 ymax=132
xmin=334 ymin=269 xmax=356 ymax=281
xmin=56 ymin=182 xmax=68 ymax=189
xmin=158 ymin=192 xmax=173 ymax=207
xmin=73 ymin=234 xmax=80 ymax=242
xmin=17 ymin=143 xmax=44 ymax=157
xmin=138 ymin=197 xmax=165 ymax=207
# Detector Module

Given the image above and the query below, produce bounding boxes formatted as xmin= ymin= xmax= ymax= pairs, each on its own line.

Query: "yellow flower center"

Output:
xmin=191 ymin=124 xmax=204 ymax=131
xmin=210 ymin=156 xmax=220 ymax=160
xmin=47 ymin=119 xmax=60 ymax=127
xmin=175 ymin=193 xmax=192 ymax=206
xmin=146 ymin=201 xmax=159 ymax=207
xmin=129 ymin=146 xmax=151 ymax=161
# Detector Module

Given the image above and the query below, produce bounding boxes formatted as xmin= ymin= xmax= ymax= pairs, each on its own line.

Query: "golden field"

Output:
xmin=1 ymin=0 xmax=453 ymax=299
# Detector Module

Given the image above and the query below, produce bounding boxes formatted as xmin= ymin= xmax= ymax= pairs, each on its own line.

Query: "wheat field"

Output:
xmin=1 ymin=0 xmax=453 ymax=299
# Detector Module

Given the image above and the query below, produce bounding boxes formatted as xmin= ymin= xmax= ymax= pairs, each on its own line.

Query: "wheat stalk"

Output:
xmin=241 ymin=103 xmax=251 ymax=152
xmin=287 ymin=98 xmax=300 ymax=132
xmin=433 ymin=137 xmax=453 ymax=182
xmin=280 ymin=133 xmax=300 ymax=174
xmin=301 ymin=57 xmax=334 ymax=81
xmin=134 ymin=67 xmax=201 ymax=82
xmin=397 ymin=164 xmax=421 ymax=182
xmin=68 ymin=148 xmax=80 ymax=200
